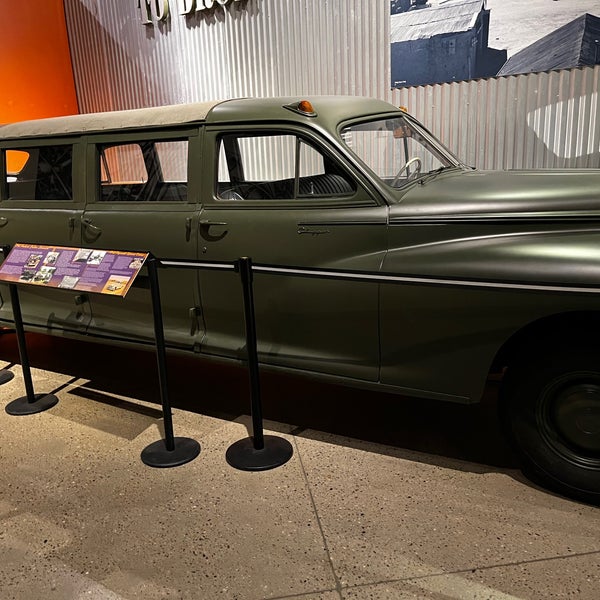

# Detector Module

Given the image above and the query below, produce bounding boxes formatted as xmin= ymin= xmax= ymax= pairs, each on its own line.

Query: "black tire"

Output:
xmin=501 ymin=351 xmax=600 ymax=505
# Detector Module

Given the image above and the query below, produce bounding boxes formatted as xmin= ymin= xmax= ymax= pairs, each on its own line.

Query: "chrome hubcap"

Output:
xmin=539 ymin=376 xmax=600 ymax=467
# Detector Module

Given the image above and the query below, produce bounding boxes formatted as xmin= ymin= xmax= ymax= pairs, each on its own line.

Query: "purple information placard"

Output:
xmin=0 ymin=244 xmax=148 ymax=297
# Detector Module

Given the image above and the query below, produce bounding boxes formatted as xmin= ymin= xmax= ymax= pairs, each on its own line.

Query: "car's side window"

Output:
xmin=98 ymin=139 xmax=188 ymax=202
xmin=216 ymin=133 xmax=356 ymax=201
xmin=4 ymin=145 xmax=73 ymax=200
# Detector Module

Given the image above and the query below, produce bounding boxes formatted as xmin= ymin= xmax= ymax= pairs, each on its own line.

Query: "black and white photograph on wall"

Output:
xmin=391 ymin=0 xmax=600 ymax=88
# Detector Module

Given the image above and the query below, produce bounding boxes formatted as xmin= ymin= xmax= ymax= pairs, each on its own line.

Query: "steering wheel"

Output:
xmin=219 ymin=188 xmax=244 ymax=201
xmin=391 ymin=156 xmax=422 ymax=187
xmin=219 ymin=183 xmax=273 ymax=200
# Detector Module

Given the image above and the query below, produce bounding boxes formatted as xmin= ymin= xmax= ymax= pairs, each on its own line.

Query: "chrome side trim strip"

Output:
xmin=390 ymin=215 xmax=600 ymax=225
xmin=155 ymin=257 xmax=600 ymax=294
xmin=160 ymin=259 xmax=236 ymax=271
xmin=252 ymin=264 xmax=600 ymax=294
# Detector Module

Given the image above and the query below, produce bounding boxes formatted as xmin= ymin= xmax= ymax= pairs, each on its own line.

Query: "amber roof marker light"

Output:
xmin=283 ymin=100 xmax=317 ymax=117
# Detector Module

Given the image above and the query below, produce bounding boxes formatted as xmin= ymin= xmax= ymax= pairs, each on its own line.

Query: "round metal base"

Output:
xmin=226 ymin=435 xmax=294 ymax=471
xmin=0 ymin=369 xmax=14 ymax=385
xmin=5 ymin=393 xmax=59 ymax=415
xmin=141 ymin=437 xmax=201 ymax=468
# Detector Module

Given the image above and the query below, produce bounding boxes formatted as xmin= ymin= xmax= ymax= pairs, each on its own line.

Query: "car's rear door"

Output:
xmin=80 ymin=130 xmax=203 ymax=350
xmin=0 ymin=140 xmax=89 ymax=333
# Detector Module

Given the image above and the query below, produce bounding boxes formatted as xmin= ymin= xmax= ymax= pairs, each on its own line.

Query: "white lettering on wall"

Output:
xmin=179 ymin=0 xmax=241 ymax=17
xmin=180 ymin=0 xmax=195 ymax=13
xmin=154 ymin=0 xmax=170 ymax=21
xmin=138 ymin=0 xmax=153 ymax=24
xmin=139 ymin=0 xmax=240 ymax=23
xmin=138 ymin=0 xmax=170 ymax=24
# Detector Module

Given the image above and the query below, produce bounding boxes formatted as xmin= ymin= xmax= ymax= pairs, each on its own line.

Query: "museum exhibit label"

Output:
xmin=0 ymin=243 xmax=148 ymax=297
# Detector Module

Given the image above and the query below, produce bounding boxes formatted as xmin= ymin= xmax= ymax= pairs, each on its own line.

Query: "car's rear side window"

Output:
xmin=4 ymin=145 xmax=73 ymax=200
xmin=98 ymin=139 xmax=188 ymax=202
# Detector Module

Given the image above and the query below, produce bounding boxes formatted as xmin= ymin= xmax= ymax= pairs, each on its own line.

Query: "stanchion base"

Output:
xmin=226 ymin=435 xmax=294 ymax=471
xmin=5 ymin=393 xmax=58 ymax=415
xmin=141 ymin=437 xmax=201 ymax=468
xmin=0 ymin=369 xmax=14 ymax=385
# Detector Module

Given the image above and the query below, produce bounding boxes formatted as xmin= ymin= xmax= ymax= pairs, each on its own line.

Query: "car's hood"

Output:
xmin=390 ymin=169 xmax=600 ymax=221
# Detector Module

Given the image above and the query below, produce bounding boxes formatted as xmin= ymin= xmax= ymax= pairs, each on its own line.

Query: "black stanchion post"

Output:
xmin=140 ymin=257 xmax=200 ymax=468
xmin=0 ymin=247 xmax=15 ymax=385
xmin=5 ymin=283 xmax=58 ymax=415
xmin=226 ymin=256 xmax=293 ymax=471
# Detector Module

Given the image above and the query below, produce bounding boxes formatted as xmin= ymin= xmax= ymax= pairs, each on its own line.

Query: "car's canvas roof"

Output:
xmin=0 ymin=96 xmax=402 ymax=142
xmin=0 ymin=100 xmax=223 ymax=140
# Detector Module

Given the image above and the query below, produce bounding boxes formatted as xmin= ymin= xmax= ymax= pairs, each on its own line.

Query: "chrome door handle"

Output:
xmin=0 ymin=216 xmax=8 ymax=227
xmin=82 ymin=218 xmax=102 ymax=238
xmin=199 ymin=219 xmax=228 ymax=241
xmin=200 ymin=220 xmax=228 ymax=227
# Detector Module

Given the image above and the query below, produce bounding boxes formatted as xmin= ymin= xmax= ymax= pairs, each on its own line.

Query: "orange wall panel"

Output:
xmin=0 ymin=1 xmax=79 ymax=125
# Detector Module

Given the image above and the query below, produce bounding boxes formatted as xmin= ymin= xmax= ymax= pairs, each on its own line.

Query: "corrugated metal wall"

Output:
xmin=64 ymin=0 xmax=390 ymax=107
xmin=392 ymin=66 xmax=600 ymax=169
xmin=64 ymin=0 xmax=600 ymax=170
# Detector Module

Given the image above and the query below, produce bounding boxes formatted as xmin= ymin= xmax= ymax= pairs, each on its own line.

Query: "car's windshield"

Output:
xmin=340 ymin=115 xmax=460 ymax=189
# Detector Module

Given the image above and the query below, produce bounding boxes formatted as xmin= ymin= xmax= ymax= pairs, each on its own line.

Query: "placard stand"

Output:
xmin=140 ymin=257 xmax=201 ymax=468
xmin=5 ymin=284 xmax=58 ymax=415
xmin=226 ymin=257 xmax=293 ymax=471
xmin=0 ymin=248 xmax=15 ymax=386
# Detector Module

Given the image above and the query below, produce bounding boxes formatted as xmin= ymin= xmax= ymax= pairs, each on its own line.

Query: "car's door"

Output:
xmin=197 ymin=127 xmax=387 ymax=381
xmin=80 ymin=130 xmax=203 ymax=350
xmin=0 ymin=140 xmax=89 ymax=332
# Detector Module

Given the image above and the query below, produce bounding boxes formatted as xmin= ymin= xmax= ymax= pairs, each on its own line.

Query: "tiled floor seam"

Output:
xmin=266 ymin=588 xmax=340 ymax=600
xmin=292 ymin=434 xmax=345 ymax=600
xmin=339 ymin=548 xmax=600 ymax=596
xmin=435 ymin=548 xmax=600 ymax=576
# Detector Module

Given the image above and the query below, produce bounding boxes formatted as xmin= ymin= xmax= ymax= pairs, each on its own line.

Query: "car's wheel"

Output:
xmin=501 ymin=351 xmax=600 ymax=505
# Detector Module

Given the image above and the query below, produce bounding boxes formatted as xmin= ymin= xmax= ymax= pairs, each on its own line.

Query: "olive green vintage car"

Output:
xmin=0 ymin=97 xmax=599 ymax=503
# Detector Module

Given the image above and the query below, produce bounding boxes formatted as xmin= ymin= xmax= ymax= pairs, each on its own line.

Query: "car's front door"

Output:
xmin=81 ymin=131 xmax=203 ymax=350
xmin=197 ymin=127 xmax=387 ymax=381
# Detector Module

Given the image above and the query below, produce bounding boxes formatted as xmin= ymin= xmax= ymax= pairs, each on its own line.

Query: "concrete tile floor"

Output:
xmin=0 ymin=338 xmax=598 ymax=599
